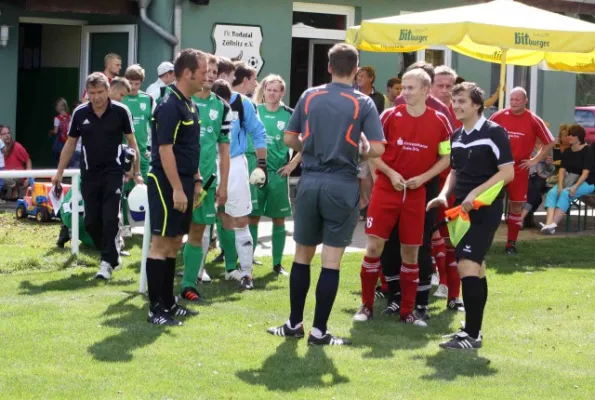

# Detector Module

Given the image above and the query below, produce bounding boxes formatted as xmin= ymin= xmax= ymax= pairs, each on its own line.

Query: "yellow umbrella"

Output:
xmin=346 ymin=0 xmax=595 ymax=108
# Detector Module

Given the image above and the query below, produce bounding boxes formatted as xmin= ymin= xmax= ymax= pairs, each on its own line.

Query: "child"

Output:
xmin=50 ymin=98 xmax=71 ymax=164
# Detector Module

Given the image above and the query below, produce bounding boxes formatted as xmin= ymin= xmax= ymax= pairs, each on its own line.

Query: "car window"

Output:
xmin=575 ymin=109 xmax=595 ymax=128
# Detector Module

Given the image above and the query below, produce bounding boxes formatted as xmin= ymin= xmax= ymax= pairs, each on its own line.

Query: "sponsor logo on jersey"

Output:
xmin=275 ymin=135 xmax=281 ymax=141
xmin=83 ymin=119 xmax=90 ymax=125
xmin=277 ymin=120 xmax=286 ymax=130
xmin=209 ymin=109 xmax=219 ymax=121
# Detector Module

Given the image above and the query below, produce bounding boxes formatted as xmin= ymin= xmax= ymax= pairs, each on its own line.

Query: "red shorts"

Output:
xmin=436 ymin=194 xmax=455 ymax=238
xmin=365 ymin=185 xmax=426 ymax=246
xmin=506 ymin=165 xmax=529 ymax=202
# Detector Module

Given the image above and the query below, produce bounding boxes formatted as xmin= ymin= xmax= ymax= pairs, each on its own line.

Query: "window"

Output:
xmin=575 ymin=109 xmax=595 ymax=128
xmin=292 ymin=2 xmax=355 ymax=40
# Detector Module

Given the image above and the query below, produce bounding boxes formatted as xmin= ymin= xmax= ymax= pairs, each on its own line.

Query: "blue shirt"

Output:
xmin=229 ymin=92 xmax=266 ymax=158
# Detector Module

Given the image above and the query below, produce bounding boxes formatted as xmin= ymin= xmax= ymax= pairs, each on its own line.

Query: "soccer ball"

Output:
xmin=249 ymin=168 xmax=266 ymax=186
xmin=248 ymin=56 xmax=259 ymax=68
xmin=128 ymin=184 xmax=148 ymax=222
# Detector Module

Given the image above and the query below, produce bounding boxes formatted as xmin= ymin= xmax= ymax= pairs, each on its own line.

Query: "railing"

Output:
xmin=0 ymin=169 xmax=81 ymax=255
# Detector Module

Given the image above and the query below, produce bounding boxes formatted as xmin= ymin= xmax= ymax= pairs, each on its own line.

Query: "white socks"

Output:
xmin=235 ymin=226 xmax=253 ymax=276
xmin=198 ymin=225 xmax=211 ymax=279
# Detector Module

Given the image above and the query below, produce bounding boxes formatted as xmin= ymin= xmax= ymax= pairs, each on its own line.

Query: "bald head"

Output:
xmin=509 ymin=86 xmax=528 ymax=114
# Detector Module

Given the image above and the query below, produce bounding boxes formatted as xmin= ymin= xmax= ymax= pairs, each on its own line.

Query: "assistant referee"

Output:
xmin=145 ymin=49 xmax=207 ymax=326
xmin=427 ymin=82 xmax=514 ymax=350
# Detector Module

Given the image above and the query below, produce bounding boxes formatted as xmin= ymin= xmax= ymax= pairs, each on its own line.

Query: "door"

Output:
xmin=308 ymin=39 xmax=337 ymax=88
xmin=79 ymin=25 xmax=137 ymax=98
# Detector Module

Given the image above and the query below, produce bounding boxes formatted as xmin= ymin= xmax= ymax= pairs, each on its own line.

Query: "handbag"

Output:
xmin=562 ymin=172 xmax=580 ymax=189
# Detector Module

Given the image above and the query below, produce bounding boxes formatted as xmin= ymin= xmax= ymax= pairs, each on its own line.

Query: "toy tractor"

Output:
xmin=15 ymin=182 xmax=70 ymax=222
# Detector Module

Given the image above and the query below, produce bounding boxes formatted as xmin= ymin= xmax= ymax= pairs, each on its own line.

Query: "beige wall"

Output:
xmin=41 ymin=24 xmax=81 ymax=68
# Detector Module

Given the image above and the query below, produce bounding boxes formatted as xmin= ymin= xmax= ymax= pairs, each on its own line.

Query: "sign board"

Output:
xmin=212 ymin=24 xmax=264 ymax=74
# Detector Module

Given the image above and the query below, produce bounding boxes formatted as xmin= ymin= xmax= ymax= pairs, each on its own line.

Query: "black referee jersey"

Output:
xmin=451 ymin=115 xmax=514 ymax=200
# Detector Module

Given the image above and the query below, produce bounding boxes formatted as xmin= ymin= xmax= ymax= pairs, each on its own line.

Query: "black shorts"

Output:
xmin=147 ymin=168 xmax=194 ymax=238
xmin=454 ymin=198 xmax=503 ymax=265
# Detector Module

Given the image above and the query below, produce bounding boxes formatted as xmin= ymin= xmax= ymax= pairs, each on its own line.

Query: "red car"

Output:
xmin=575 ymin=106 xmax=595 ymax=143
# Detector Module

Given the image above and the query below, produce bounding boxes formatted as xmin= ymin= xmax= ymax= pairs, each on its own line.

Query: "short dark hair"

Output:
xmin=86 ymin=72 xmax=110 ymax=90
xmin=232 ymin=61 xmax=256 ymax=87
xmin=453 ymin=82 xmax=485 ymax=115
xmin=358 ymin=66 xmax=376 ymax=83
xmin=386 ymin=77 xmax=401 ymax=88
xmin=217 ymin=57 xmax=236 ymax=77
xmin=455 ymin=76 xmax=465 ymax=85
xmin=406 ymin=61 xmax=435 ymax=83
xmin=212 ymin=79 xmax=232 ymax=103
xmin=568 ymin=124 xmax=586 ymax=144
xmin=328 ymin=43 xmax=359 ymax=78
xmin=173 ymin=48 xmax=206 ymax=79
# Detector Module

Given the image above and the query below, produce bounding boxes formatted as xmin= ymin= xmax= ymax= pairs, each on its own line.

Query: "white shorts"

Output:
xmin=225 ymin=155 xmax=252 ymax=217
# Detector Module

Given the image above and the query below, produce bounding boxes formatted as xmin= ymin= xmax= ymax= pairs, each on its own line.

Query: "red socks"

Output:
xmin=399 ymin=262 xmax=419 ymax=318
xmin=507 ymin=212 xmax=522 ymax=245
xmin=361 ymin=256 xmax=381 ymax=308
xmin=445 ymin=246 xmax=460 ymax=299
xmin=379 ymin=272 xmax=388 ymax=292
xmin=431 ymin=237 xmax=447 ymax=285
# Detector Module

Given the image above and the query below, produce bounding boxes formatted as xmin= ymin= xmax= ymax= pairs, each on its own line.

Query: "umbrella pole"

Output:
xmin=498 ymin=49 xmax=508 ymax=110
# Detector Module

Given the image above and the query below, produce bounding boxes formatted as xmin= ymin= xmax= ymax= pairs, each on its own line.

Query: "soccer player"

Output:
xmin=52 ymin=72 xmax=143 ymax=280
xmin=355 ymin=68 xmax=451 ymax=324
xmin=82 ymin=53 xmax=122 ymax=101
xmin=121 ymin=64 xmax=154 ymax=237
xmin=267 ymin=43 xmax=385 ymax=346
xmin=490 ymin=87 xmax=554 ymax=255
xmin=428 ymin=82 xmax=514 ymax=350
xmin=144 ymin=49 xmax=207 ymax=326
xmin=180 ymin=55 xmax=232 ymax=301
xmin=108 ymin=77 xmax=132 ymax=102
xmin=250 ymin=74 xmax=297 ymax=276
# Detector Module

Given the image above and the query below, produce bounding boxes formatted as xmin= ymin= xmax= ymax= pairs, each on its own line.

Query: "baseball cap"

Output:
xmin=157 ymin=62 xmax=174 ymax=76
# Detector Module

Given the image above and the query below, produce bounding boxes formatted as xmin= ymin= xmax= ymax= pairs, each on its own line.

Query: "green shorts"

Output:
xmin=246 ymin=153 xmax=259 ymax=210
xmin=192 ymin=187 xmax=217 ymax=225
xmin=251 ymin=172 xmax=292 ymax=218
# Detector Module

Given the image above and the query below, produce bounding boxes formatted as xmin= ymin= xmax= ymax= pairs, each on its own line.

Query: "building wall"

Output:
xmin=538 ymin=70 xmax=577 ymax=136
xmin=0 ymin=3 xmax=20 ymax=131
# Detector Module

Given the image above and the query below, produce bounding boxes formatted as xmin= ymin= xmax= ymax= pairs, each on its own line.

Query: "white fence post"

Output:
xmin=69 ymin=170 xmax=80 ymax=255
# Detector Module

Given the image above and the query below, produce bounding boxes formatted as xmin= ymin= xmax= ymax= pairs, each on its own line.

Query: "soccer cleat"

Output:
xmin=240 ymin=276 xmax=254 ymax=290
xmin=213 ymin=250 xmax=225 ymax=263
xmin=181 ymin=287 xmax=202 ymax=302
xmin=253 ymin=259 xmax=263 ymax=266
xmin=308 ymin=332 xmax=352 ymax=346
xmin=505 ymin=244 xmax=518 ymax=255
xmin=95 ymin=261 xmax=113 ymax=280
xmin=198 ymin=268 xmax=212 ymax=283
xmin=374 ymin=286 xmax=388 ymax=299
xmin=147 ymin=306 xmax=183 ymax=326
xmin=415 ymin=305 xmax=431 ymax=321
xmin=439 ymin=331 xmax=482 ymax=350
xmin=382 ymin=301 xmax=400 ymax=316
xmin=122 ymin=225 xmax=133 ymax=238
xmin=273 ymin=264 xmax=289 ymax=276
xmin=401 ymin=310 xmax=428 ymax=327
xmin=353 ymin=305 xmax=373 ymax=321
xmin=433 ymin=284 xmax=448 ymax=298
xmin=225 ymin=269 xmax=243 ymax=282
xmin=266 ymin=322 xmax=305 ymax=338
xmin=166 ymin=302 xmax=198 ymax=317
xmin=431 ymin=273 xmax=440 ymax=287
xmin=447 ymin=298 xmax=465 ymax=312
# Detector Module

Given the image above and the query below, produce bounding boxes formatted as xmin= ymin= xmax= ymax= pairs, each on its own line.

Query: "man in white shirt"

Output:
xmin=146 ymin=61 xmax=175 ymax=101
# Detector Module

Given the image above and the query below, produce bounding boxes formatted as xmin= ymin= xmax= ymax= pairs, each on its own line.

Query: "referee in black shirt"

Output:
xmin=427 ymin=82 xmax=514 ymax=350
xmin=145 ymin=49 xmax=207 ymax=326
xmin=53 ymin=72 xmax=143 ymax=280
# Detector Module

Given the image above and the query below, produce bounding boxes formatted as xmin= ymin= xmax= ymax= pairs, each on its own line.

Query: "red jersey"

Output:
xmin=377 ymin=104 xmax=452 ymax=192
xmin=489 ymin=108 xmax=553 ymax=162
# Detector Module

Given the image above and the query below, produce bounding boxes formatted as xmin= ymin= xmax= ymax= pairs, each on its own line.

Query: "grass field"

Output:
xmin=0 ymin=212 xmax=594 ymax=399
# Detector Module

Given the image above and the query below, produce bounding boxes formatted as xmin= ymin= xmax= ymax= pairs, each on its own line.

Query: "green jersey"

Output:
xmin=122 ymin=91 xmax=153 ymax=154
xmin=192 ymin=92 xmax=232 ymax=179
xmin=257 ymin=104 xmax=293 ymax=171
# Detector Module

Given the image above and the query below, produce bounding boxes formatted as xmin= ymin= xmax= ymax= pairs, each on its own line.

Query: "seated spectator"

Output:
xmin=541 ymin=125 xmax=595 ymax=234
xmin=520 ymin=142 xmax=555 ymax=228
xmin=1 ymin=125 xmax=33 ymax=200
xmin=552 ymin=124 xmax=570 ymax=164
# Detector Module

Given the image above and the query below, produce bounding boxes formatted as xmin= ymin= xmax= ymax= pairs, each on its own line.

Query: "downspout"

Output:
xmin=174 ymin=0 xmax=183 ymax=55
xmin=138 ymin=0 xmax=179 ymax=47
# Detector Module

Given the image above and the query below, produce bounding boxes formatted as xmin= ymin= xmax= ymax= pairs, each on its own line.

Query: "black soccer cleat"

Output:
xmin=240 ymin=276 xmax=254 ymax=290
xmin=56 ymin=224 xmax=70 ymax=248
xmin=375 ymin=286 xmax=388 ymax=299
xmin=439 ymin=331 xmax=482 ymax=350
xmin=415 ymin=305 xmax=431 ymax=321
xmin=273 ymin=264 xmax=289 ymax=276
xmin=447 ymin=298 xmax=465 ymax=312
xmin=147 ymin=305 xmax=183 ymax=326
xmin=181 ymin=287 xmax=202 ymax=303
xmin=307 ymin=332 xmax=352 ymax=346
xmin=505 ymin=242 xmax=518 ymax=255
xmin=266 ymin=323 xmax=305 ymax=338
xmin=165 ymin=302 xmax=198 ymax=317
xmin=382 ymin=300 xmax=400 ymax=316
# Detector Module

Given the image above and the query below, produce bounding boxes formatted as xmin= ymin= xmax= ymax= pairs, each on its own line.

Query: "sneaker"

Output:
xmin=122 ymin=225 xmax=132 ymax=238
xmin=253 ymin=259 xmax=263 ymax=266
xmin=240 ymin=276 xmax=254 ymax=290
xmin=198 ymin=268 xmax=212 ymax=283
xmin=415 ymin=305 xmax=431 ymax=321
xmin=266 ymin=322 xmax=305 ymax=338
xmin=433 ymin=284 xmax=448 ymax=298
xmin=95 ymin=261 xmax=113 ymax=280
xmin=214 ymin=250 xmax=225 ymax=263
xmin=374 ymin=286 xmax=388 ymax=299
xmin=353 ymin=305 xmax=373 ymax=321
xmin=431 ymin=273 xmax=439 ymax=287
xmin=505 ymin=245 xmax=517 ymax=255
xmin=439 ymin=331 xmax=482 ymax=350
xmin=147 ymin=305 xmax=183 ymax=326
xmin=443 ymin=328 xmax=484 ymax=340
xmin=181 ymin=287 xmax=201 ymax=302
xmin=166 ymin=302 xmax=198 ymax=317
xmin=447 ymin=298 xmax=465 ymax=312
xmin=273 ymin=264 xmax=289 ymax=276
xmin=401 ymin=310 xmax=428 ymax=327
xmin=308 ymin=332 xmax=352 ymax=346
xmin=225 ymin=269 xmax=243 ymax=282
xmin=382 ymin=300 xmax=400 ymax=316
xmin=539 ymin=222 xmax=557 ymax=235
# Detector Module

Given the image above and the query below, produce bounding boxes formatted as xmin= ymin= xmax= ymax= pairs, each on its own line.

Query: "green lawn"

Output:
xmin=0 ymin=212 xmax=594 ymax=399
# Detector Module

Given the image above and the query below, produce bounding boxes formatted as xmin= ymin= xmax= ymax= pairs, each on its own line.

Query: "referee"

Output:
xmin=52 ymin=72 xmax=143 ymax=280
xmin=427 ymin=82 xmax=514 ymax=350
xmin=267 ymin=43 xmax=385 ymax=346
xmin=145 ymin=49 xmax=207 ymax=326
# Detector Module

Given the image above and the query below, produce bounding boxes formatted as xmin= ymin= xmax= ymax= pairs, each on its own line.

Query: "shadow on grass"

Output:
xmin=87 ymin=292 xmax=167 ymax=363
xmin=418 ymin=350 xmax=498 ymax=381
xmin=19 ymin=272 xmax=132 ymax=295
xmin=236 ymin=340 xmax=349 ymax=392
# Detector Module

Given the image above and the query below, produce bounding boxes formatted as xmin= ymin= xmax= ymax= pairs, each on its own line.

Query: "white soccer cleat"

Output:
xmin=199 ymin=268 xmax=212 ymax=283
xmin=95 ymin=261 xmax=113 ymax=280
xmin=433 ymin=284 xmax=448 ymax=298
xmin=225 ymin=269 xmax=243 ymax=282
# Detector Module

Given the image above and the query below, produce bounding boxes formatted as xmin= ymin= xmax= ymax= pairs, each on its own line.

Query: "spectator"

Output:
xmin=49 ymin=98 xmax=71 ymax=164
xmin=356 ymin=66 xmax=385 ymax=115
xmin=1 ymin=125 xmax=32 ymax=200
xmin=541 ymin=124 xmax=595 ymax=234
xmin=384 ymin=77 xmax=402 ymax=109
xmin=145 ymin=61 xmax=175 ymax=101
xmin=553 ymin=124 xmax=570 ymax=163
xmin=520 ymin=142 xmax=556 ymax=228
